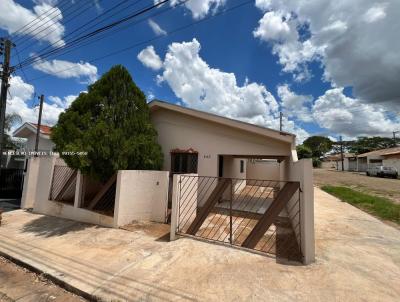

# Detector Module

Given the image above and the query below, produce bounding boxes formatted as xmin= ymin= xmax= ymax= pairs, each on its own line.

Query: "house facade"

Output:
xmin=12 ymin=122 xmax=54 ymax=154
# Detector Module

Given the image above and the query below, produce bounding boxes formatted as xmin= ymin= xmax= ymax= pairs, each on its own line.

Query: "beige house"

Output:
xmin=150 ymin=100 xmax=295 ymax=179
xmin=21 ymin=100 xmax=315 ymax=264
xmin=357 ymin=147 xmax=400 ymax=172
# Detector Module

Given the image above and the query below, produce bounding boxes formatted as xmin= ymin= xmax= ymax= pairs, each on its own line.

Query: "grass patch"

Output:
xmin=321 ymin=185 xmax=400 ymax=224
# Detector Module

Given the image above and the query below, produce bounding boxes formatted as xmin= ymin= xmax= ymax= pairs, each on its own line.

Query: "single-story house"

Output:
xmin=357 ymin=147 xmax=400 ymax=172
xmin=322 ymin=153 xmax=357 ymax=171
xmin=20 ymin=100 xmax=315 ymax=263
xmin=13 ymin=122 xmax=54 ymax=154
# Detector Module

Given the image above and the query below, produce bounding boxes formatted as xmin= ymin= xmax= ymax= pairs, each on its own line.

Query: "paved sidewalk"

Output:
xmin=0 ymin=188 xmax=399 ymax=301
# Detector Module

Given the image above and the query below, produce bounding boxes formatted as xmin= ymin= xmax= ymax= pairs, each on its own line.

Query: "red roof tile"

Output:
xmin=30 ymin=123 xmax=52 ymax=135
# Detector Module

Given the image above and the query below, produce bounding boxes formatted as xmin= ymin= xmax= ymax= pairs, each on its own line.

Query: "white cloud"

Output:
xmin=254 ymin=0 xmax=400 ymax=106
xmin=312 ymin=88 xmax=400 ymax=138
xmin=33 ymin=58 xmax=98 ymax=83
xmin=139 ymin=39 xmax=309 ymax=143
xmin=253 ymin=11 xmax=292 ymax=42
xmin=156 ymin=0 xmax=226 ymax=19
xmin=137 ymin=46 xmax=163 ymax=71
xmin=7 ymin=76 xmax=67 ymax=127
xmin=48 ymin=94 xmax=78 ymax=109
xmin=148 ymin=19 xmax=166 ymax=36
xmin=0 ymin=0 xmax=65 ymax=45
xmin=277 ymin=84 xmax=313 ymax=123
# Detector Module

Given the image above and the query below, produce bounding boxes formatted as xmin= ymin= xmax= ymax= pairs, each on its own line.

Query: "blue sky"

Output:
xmin=1 ymin=0 xmax=399 ymax=143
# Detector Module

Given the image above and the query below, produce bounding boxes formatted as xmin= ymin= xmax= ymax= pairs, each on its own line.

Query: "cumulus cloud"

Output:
xmin=33 ymin=58 xmax=98 ymax=83
xmin=138 ymin=39 xmax=309 ymax=143
xmin=137 ymin=46 xmax=163 ymax=71
xmin=254 ymin=0 xmax=400 ymax=106
xmin=277 ymin=84 xmax=313 ymax=123
xmin=156 ymin=0 xmax=226 ymax=19
xmin=312 ymin=88 xmax=400 ymax=138
xmin=148 ymin=19 xmax=167 ymax=36
xmin=48 ymin=94 xmax=78 ymax=109
xmin=7 ymin=76 xmax=69 ymax=127
xmin=0 ymin=0 xmax=65 ymax=45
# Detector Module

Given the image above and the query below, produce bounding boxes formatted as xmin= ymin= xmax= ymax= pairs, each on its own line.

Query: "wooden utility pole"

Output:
xmin=0 ymin=38 xmax=12 ymax=169
xmin=340 ymin=135 xmax=344 ymax=171
xmin=34 ymin=94 xmax=44 ymax=155
xmin=279 ymin=112 xmax=283 ymax=132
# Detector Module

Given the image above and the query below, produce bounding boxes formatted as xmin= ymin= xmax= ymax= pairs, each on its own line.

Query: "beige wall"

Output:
xmin=25 ymin=133 xmax=54 ymax=152
xmin=20 ymin=157 xmax=41 ymax=209
xmin=246 ymin=160 xmax=280 ymax=182
xmin=151 ymin=109 xmax=292 ymax=177
xmin=383 ymin=158 xmax=400 ymax=174
xmin=114 ymin=170 xmax=169 ymax=226
xmin=285 ymin=158 xmax=315 ymax=264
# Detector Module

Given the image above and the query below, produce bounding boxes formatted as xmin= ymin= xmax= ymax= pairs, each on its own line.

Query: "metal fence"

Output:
xmin=175 ymin=175 xmax=302 ymax=260
xmin=0 ymin=169 xmax=24 ymax=198
xmin=49 ymin=165 xmax=77 ymax=204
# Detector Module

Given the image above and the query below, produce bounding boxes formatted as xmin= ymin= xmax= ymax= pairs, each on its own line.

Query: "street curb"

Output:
xmin=0 ymin=251 xmax=102 ymax=302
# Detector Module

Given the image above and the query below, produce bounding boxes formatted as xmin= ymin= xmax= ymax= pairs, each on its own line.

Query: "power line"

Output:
xmin=17 ymin=0 xmax=145 ymax=59
xmin=8 ymin=0 xmax=71 ymax=39
xmin=15 ymin=0 xmax=100 ymax=52
xmin=14 ymin=0 xmax=172 ymax=69
xmin=22 ymin=0 xmax=254 ymax=83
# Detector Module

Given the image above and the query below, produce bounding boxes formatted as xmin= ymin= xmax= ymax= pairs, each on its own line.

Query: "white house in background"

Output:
xmin=13 ymin=122 xmax=54 ymax=154
xmin=357 ymin=147 xmax=400 ymax=172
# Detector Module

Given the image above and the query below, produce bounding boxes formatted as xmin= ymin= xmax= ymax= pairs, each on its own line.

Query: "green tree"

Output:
xmin=4 ymin=113 xmax=22 ymax=149
xmin=349 ymin=136 xmax=396 ymax=154
xmin=296 ymin=144 xmax=312 ymax=159
xmin=51 ymin=65 xmax=163 ymax=181
xmin=303 ymin=136 xmax=333 ymax=158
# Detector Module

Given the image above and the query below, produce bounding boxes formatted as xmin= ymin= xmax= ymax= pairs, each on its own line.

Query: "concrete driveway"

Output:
xmin=0 ymin=188 xmax=399 ymax=301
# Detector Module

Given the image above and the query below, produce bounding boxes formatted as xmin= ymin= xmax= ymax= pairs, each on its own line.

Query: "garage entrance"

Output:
xmin=174 ymin=175 xmax=302 ymax=261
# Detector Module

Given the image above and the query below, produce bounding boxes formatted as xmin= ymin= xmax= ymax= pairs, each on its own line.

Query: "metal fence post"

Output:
xmin=229 ymin=178 xmax=233 ymax=244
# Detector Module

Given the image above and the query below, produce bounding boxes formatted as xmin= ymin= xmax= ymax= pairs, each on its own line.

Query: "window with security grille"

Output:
xmin=171 ymin=153 xmax=198 ymax=174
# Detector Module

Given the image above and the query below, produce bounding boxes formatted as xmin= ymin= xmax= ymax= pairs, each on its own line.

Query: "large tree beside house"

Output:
xmin=51 ymin=65 xmax=163 ymax=181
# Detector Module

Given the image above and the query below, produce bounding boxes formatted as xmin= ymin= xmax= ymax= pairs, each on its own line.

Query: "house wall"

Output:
xmin=20 ymin=157 xmax=41 ymax=208
xmin=25 ymin=133 xmax=54 ymax=152
xmin=151 ymin=109 xmax=292 ymax=177
xmin=383 ymin=155 xmax=400 ymax=173
xmin=246 ymin=160 xmax=280 ymax=183
xmin=114 ymin=170 xmax=169 ymax=226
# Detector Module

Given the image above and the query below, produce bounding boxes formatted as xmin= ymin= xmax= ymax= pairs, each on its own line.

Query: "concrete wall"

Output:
xmin=284 ymin=158 xmax=315 ymax=264
xmin=20 ymin=157 xmax=42 ymax=209
xmin=246 ymin=160 xmax=280 ymax=182
xmin=151 ymin=109 xmax=292 ymax=177
xmin=114 ymin=170 xmax=169 ymax=226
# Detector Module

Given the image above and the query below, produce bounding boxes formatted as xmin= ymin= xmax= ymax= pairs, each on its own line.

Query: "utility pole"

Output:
xmin=279 ymin=112 xmax=283 ymax=132
xmin=0 ymin=38 xmax=12 ymax=170
xmin=34 ymin=94 xmax=44 ymax=155
xmin=393 ymin=131 xmax=399 ymax=147
xmin=339 ymin=135 xmax=344 ymax=172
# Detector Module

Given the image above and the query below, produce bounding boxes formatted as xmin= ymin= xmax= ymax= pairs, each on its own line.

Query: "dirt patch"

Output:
xmin=0 ymin=256 xmax=85 ymax=302
xmin=313 ymin=168 xmax=400 ymax=204
xmin=120 ymin=221 xmax=170 ymax=241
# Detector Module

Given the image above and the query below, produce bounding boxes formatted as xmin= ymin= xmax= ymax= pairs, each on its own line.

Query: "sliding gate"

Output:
xmin=175 ymin=175 xmax=302 ymax=261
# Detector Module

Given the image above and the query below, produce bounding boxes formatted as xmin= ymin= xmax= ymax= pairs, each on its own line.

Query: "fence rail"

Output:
xmin=49 ymin=165 xmax=77 ymax=204
xmin=175 ymin=175 xmax=302 ymax=260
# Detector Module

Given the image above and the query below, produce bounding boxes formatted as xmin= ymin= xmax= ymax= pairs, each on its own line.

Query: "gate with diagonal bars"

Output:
xmin=175 ymin=175 xmax=302 ymax=261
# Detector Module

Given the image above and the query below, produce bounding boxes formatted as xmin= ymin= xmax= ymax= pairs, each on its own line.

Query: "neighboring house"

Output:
xmin=325 ymin=147 xmax=400 ymax=173
xmin=357 ymin=147 xmax=400 ymax=172
xmin=13 ymin=122 xmax=54 ymax=154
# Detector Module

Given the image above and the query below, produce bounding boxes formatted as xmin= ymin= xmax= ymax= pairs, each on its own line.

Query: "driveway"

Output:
xmin=314 ymin=168 xmax=400 ymax=204
xmin=0 ymin=188 xmax=399 ymax=301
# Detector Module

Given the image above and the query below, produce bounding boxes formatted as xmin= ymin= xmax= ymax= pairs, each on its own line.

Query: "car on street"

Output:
xmin=366 ymin=166 xmax=398 ymax=179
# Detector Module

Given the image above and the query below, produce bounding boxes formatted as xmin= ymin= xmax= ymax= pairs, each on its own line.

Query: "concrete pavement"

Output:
xmin=0 ymin=188 xmax=399 ymax=301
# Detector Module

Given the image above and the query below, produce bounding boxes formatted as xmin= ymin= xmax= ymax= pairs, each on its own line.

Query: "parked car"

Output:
xmin=366 ymin=166 xmax=398 ymax=179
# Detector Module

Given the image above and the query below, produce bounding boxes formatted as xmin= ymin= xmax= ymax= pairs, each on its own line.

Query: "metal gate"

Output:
xmin=175 ymin=175 xmax=302 ymax=260
xmin=0 ymin=169 xmax=24 ymax=198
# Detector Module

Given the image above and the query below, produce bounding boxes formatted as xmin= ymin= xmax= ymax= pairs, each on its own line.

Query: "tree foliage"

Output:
xmin=348 ymin=136 xmax=397 ymax=154
xmin=303 ymin=136 xmax=333 ymax=158
xmin=296 ymin=144 xmax=312 ymax=159
xmin=51 ymin=65 xmax=163 ymax=181
xmin=4 ymin=113 xmax=22 ymax=149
